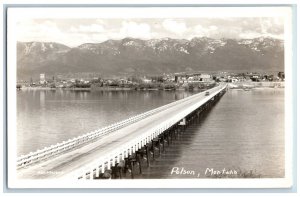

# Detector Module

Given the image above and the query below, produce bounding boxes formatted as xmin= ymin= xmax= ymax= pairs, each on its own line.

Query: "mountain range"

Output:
xmin=17 ymin=37 xmax=284 ymax=80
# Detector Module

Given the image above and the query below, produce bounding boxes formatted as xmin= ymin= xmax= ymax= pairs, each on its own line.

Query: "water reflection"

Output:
xmin=16 ymin=88 xmax=285 ymax=178
xmin=141 ymin=88 xmax=284 ymax=179
xmin=17 ymin=89 xmax=197 ymax=155
xmin=39 ymin=91 xmax=45 ymax=109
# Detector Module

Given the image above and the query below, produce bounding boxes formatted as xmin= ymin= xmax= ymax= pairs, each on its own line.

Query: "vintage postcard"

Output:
xmin=6 ymin=6 xmax=294 ymax=189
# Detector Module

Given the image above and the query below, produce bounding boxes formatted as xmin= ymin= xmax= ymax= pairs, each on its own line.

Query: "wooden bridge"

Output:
xmin=17 ymin=83 xmax=227 ymax=180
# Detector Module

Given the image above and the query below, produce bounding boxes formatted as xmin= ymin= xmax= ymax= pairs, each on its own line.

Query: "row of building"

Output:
xmin=18 ymin=71 xmax=284 ymax=88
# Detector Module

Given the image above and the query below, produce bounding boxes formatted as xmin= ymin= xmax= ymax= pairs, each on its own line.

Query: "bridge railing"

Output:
xmin=68 ymin=84 xmax=227 ymax=179
xmin=17 ymin=84 xmax=224 ymax=168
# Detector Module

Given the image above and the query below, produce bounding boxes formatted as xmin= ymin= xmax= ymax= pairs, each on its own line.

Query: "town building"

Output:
xmin=40 ymin=73 xmax=46 ymax=84
xmin=199 ymin=74 xmax=212 ymax=82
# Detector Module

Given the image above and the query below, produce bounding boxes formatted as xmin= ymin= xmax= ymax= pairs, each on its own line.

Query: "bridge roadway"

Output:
xmin=17 ymin=84 xmax=226 ymax=179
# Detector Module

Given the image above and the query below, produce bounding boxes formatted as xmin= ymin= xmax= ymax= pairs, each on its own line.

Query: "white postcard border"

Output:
xmin=6 ymin=6 xmax=294 ymax=189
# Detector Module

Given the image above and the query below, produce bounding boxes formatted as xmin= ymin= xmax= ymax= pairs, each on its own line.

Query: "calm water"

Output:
xmin=17 ymin=88 xmax=284 ymax=178
xmin=17 ymin=89 xmax=196 ymax=156
xmin=138 ymin=88 xmax=284 ymax=178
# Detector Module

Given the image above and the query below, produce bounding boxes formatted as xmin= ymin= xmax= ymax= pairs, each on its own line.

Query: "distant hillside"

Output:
xmin=17 ymin=37 xmax=284 ymax=80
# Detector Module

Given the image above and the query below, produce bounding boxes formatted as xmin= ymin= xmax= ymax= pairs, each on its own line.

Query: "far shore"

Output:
xmin=17 ymin=87 xmax=196 ymax=91
xmin=17 ymin=87 xmax=176 ymax=91
xmin=17 ymin=81 xmax=284 ymax=91
xmin=228 ymin=81 xmax=284 ymax=89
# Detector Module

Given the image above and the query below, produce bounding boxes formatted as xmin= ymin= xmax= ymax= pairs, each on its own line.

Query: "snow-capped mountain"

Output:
xmin=18 ymin=42 xmax=70 ymax=56
xmin=17 ymin=37 xmax=284 ymax=79
xmin=238 ymin=37 xmax=284 ymax=52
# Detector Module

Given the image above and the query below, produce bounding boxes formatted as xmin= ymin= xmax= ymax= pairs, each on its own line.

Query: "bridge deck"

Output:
xmin=17 ymin=85 xmax=225 ymax=179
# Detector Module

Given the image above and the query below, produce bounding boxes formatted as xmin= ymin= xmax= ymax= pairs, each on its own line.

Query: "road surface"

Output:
xmin=17 ymin=85 xmax=224 ymax=179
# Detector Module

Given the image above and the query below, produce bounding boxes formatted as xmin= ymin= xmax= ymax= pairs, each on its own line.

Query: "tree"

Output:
xmin=278 ymin=72 xmax=285 ymax=80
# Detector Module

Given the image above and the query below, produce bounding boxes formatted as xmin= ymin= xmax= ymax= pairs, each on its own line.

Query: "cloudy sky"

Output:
xmin=17 ymin=17 xmax=284 ymax=47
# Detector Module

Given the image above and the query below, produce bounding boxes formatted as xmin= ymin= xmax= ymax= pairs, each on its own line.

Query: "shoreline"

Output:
xmin=17 ymin=82 xmax=284 ymax=91
xmin=17 ymin=87 xmax=201 ymax=91
xmin=228 ymin=81 xmax=284 ymax=89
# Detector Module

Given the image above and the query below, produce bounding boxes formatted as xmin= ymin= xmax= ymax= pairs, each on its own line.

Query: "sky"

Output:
xmin=16 ymin=17 xmax=284 ymax=47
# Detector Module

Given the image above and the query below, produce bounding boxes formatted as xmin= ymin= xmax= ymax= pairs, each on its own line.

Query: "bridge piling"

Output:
xmin=145 ymin=145 xmax=150 ymax=167
xmin=104 ymin=86 xmax=226 ymax=179
xmin=17 ymin=85 xmax=227 ymax=180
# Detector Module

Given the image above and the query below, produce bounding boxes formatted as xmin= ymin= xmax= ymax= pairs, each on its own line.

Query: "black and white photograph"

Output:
xmin=5 ymin=6 xmax=295 ymax=189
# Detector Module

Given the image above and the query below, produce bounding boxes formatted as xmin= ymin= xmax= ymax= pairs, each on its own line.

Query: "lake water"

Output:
xmin=17 ymin=89 xmax=196 ymax=156
xmin=16 ymin=88 xmax=284 ymax=178
xmin=138 ymin=88 xmax=285 ymax=178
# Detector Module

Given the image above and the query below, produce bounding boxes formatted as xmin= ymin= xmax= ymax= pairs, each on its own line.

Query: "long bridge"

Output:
xmin=17 ymin=83 xmax=227 ymax=180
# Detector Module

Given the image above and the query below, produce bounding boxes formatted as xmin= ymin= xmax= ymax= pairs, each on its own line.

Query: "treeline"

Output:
xmin=70 ymin=83 xmax=91 ymax=88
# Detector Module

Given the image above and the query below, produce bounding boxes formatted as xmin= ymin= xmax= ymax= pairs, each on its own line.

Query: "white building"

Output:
xmin=40 ymin=73 xmax=46 ymax=84
xmin=142 ymin=76 xmax=152 ymax=83
xmin=142 ymin=78 xmax=152 ymax=83
xmin=199 ymin=74 xmax=212 ymax=82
